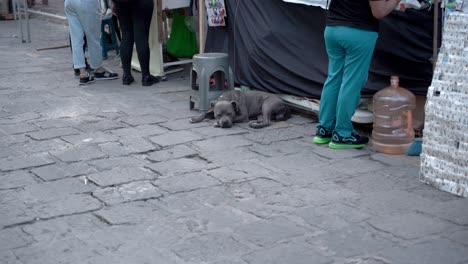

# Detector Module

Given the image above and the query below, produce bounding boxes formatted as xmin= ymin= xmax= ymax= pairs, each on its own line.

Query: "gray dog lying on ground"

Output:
xmin=189 ymin=90 xmax=291 ymax=129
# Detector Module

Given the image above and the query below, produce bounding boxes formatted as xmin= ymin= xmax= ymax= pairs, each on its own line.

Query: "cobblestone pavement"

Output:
xmin=1 ymin=18 xmax=468 ymax=264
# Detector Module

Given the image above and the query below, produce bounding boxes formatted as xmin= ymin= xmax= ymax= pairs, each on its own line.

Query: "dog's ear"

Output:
xmin=231 ymin=101 xmax=240 ymax=113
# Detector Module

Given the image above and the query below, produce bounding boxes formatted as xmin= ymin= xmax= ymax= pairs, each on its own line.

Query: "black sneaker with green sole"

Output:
xmin=329 ymin=131 xmax=369 ymax=149
xmin=313 ymin=125 xmax=333 ymax=144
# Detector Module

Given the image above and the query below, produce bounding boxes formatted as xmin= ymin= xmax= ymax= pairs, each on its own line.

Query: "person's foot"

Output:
xmin=142 ymin=75 xmax=160 ymax=86
xmin=313 ymin=124 xmax=333 ymax=144
xmin=79 ymin=73 xmax=95 ymax=85
xmin=74 ymin=69 xmax=80 ymax=78
xmin=328 ymin=131 xmax=369 ymax=149
xmin=122 ymin=74 xmax=135 ymax=85
xmin=93 ymin=67 xmax=118 ymax=80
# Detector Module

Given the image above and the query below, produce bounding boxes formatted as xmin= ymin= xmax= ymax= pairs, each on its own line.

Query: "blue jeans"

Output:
xmin=318 ymin=26 xmax=378 ymax=137
xmin=64 ymin=0 xmax=102 ymax=69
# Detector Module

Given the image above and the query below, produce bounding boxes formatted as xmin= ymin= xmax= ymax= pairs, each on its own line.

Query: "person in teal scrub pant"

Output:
xmin=314 ymin=0 xmax=401 ymax=149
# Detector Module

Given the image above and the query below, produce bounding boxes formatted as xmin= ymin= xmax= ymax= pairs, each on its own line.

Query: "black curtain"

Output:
xmin=205 ymin=0 xmax=441 ymax=98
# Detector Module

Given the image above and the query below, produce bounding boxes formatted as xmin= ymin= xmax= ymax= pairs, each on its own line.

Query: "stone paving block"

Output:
xmin=367 ymin=212 xmax=457 ymax=240
xmin=98 ymin=142 xmax=129 ymax=156
xmin=0 ymin=170 xmax=39 ymax=190
xmin=26 ymin=127 xmax=80 ymax=140
xmin=406 ymin=184 xmax=461 ymax=203
xmin=120 ymin=114 xmax=168 ymax=126
xmin=34 ymin=117 xmax=78 ymax=129
xmin=370 ymin=153 xmax=419 ymax=167
xmin=149 ymin=130 xmax=204 ymax=147
xmin=242 ymin=241 xmax=332 ymax=264
xmin=0 ymin=250 xmax=17 ymax=264
xmin=259 ymin=152 xmax=329 ymax=173
xmin=328 ymin=157 xmax=388 ymax=176
xmin=171 ymin=232 xmax=251 ymax=263
xmin=85 ymin=242 xmax=185 ymax=264
xmin=14 ymin=138 xmax=72 ymax=154
xmin=0 ymin=228 xmax=34 ymax=250
xmin=21 ymin=213 xmax=105 ymax=243
xmin=208 ymin=159 xmax=281 ymax=183
xmin=146 ymin=145 xmax=198 ymax=162
xmin=119 ymin=136 xmax=161 ymax=154
xmin=311 ymin=144 xmax=371 ymax=160
xmin=0 ymin=153 xmax=55 ymax=172
xmin=0 ymin=112 xmax=41 ymax=124
xmin=88 ymin=156 xmax=148 ymax=171
xmin=309 ymin=225 xmax=395 ymax=258
xmin=231 ymin=192 xmax=307 ymax=219
xmin=294 ymin=203 xmax=371 ymax=232
xmin=110 ymin=124 xmax=168 ymax=137
xmin=235 ymin=216 xmax=307 ymax=247
xmin=170 ymin=205 xmax=260 ymax=234
xmin=286 ymin=183 xmax=358 ymax=206
xmin=93 ymin=181 xmax=163 ymax=205
xmin=348 ymin=190 xmax=435 ymax=216
xmin=191 ymin=135 xmax=253 ymax=152
xmin=443 ymin=228 xmax=468 ymax=247
xmin=289 ymin=124 xmax=317 ymax=137
xmin=0 ymin=146 xmax=23 ymax=159
xmin=73 ymin=119 xmax=126 ymax=133
xmin=242 ymin=127 xmax=304 ymax=145
xmin=146 ymin=157 xmax=210 ymax=177
xmin=52 ymin=145 xmax=107 ymax=162
xmin=377 ymin=239 xmax=468 ymax=264
xmin=153 ymin=186 xmax=233 ymax=214
xmin=334 ymin=171 xmax=413 ymax=195
xmin=13 ymin=236 xmax=101 ymax=264
xmin=273 ymin=165 xmax=346 ymax=186
xmin=248 ymin=139 xmax=316 ymax=158
xmin=287 ymin=114 xmax=316 ymax=125
xmin=0 ymin=202 xmax=35 ymax=228
xmin=420 ymin=199 xmax=468 ymax=226
xmin=199 ymin=147 xmax=260 ymax=167
xmin=30 ymin=162 xmax=97 ymax=181
xmin=61 ymin=131 xmax=119 ymax=145
xmin=190 ymin=125 xmax=248 ymax=137
xmin=154 ymin=171 xmax=221 ymax=193
xmin=94 ymin=201 xmax=166 ymax=225
xmin=162 ymin=118 xmax=212 ymax=131
xmin=88 ymin=167 xmax=157 ymax=187
xmin=0 ymin=123 xmax=39 ymax=135
xmin=32 ymin=194 xmax=102 ymax=219
xmin=225 ymin=178 xmax=287 ymax=201
xmin=22 ymin=177 xmax=95 ymax=202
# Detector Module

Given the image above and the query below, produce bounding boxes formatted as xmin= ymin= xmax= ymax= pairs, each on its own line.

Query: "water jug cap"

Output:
xmin=390 ymin=76 xmax=399 ymax=87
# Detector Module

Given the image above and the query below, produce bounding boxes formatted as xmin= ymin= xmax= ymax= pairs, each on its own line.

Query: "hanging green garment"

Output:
xmin=167 ymin=11 xmax=198 ymax=58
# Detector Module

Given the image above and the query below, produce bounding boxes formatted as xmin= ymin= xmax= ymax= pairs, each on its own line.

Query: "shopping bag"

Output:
xmin=167 ymin=11 xmax=198 ymax=58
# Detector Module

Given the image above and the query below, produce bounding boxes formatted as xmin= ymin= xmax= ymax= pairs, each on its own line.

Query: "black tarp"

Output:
xmin=205 ymin=0 xmax=441 ymax=98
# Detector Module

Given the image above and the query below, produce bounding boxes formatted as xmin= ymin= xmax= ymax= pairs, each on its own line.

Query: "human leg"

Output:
xmin=115 ymin=2 xmax=135 ymax=84
xmin=133 ymin=0 xmax=159 ymax=86
xmin=329 ymin=27 xmax=378 ymax=149
xmin=314 ymin=26 xmax=346 ymax=144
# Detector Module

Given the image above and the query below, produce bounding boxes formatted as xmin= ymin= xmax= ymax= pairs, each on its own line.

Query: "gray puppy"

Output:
xmin=190 ymin=90 xmax=291 ymax=129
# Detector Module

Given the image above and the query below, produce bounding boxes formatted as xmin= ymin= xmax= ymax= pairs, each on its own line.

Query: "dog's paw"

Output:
xmin=249 ymin=121 xmax=268 ymax=129
xmin=213 ymin=122 xmax=220 ymax=128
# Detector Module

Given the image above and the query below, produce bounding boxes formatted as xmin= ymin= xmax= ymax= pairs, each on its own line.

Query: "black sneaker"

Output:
xmin=79 ymin=73 xmax=95 ymax=85
xmin=122 ymin=74 xmax=135 ymax=85
xmin=74 ymin=69 xmax=80 ymax=78
xmin=93 ymin=68 xmax=118 ymax=80
xmin=329 ymin=131 xmax=369 ymax=149
xmin=142 ymin=75 xmax=160 ymax=86
xmin=313 ymin=124 xmax=333 ymax=144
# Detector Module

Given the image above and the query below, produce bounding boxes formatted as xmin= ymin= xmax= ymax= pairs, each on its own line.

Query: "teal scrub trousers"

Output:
xmin=318 ymin=26 xmax=378 ymax=137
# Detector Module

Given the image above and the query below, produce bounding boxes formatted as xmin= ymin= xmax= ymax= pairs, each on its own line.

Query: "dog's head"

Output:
xmin=213 ymin=101 xmax=239 ymax=128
